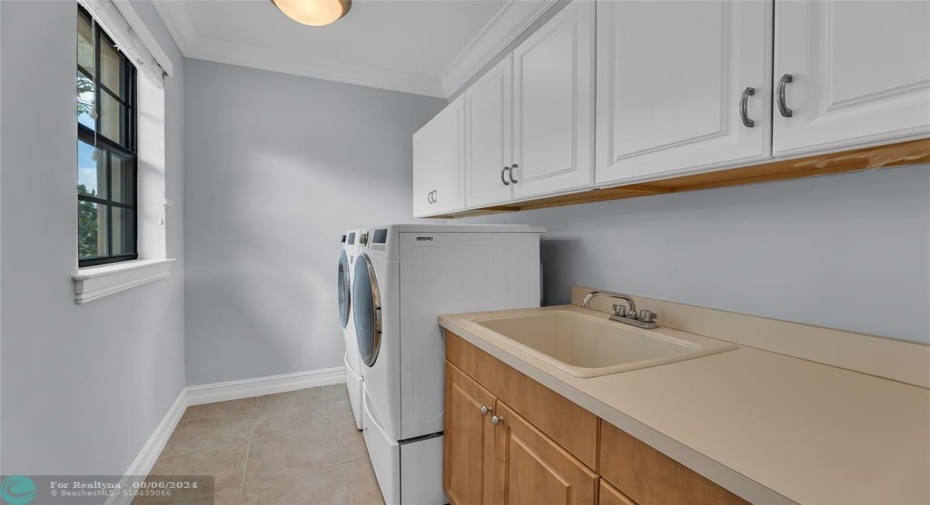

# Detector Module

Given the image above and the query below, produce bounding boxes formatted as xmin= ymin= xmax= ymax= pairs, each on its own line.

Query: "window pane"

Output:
xmin=77 ymin=72 xmax=96 ymax=129
xmin=77 ymin=13 xmax=95 ymax=75
xmin=77 ymin=140 xmax=106 ymax=199
xmin=100 ymin=91 xmax=125 ymax=144
xmin=110 ymin=154 xmax=134 ymax=204
xmin=100 ymin=37 xmax=123 ymax=95
xmin=78 ymin=200 xmax=109 ymax=259
xmin=112 ymin=208 xmax=135 ymax=255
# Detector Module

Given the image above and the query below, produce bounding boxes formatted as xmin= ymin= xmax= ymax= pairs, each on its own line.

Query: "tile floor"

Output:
xmin=134 ymin=384 xmax=384 ymax=505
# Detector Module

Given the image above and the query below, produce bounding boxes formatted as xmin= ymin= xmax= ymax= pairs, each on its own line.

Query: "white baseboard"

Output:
xmin=106 ymin=388 xmax=187 ymax=505
xmin=109 ymin=367 xmax=348 ymax=505
xmin=186 ymin=367 xmax=347 ymax=406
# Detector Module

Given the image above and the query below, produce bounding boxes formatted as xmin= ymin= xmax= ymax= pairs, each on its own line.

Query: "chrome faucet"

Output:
xmin=581 ymin=290 xmax=659 ymax=330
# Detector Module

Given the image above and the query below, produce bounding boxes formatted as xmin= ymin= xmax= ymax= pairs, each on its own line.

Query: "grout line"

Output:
xmin=237 ymin=423 xmax=254 ymax=505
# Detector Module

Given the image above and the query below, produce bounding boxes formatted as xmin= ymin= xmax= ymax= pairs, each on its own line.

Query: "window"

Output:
xmin=77 ymin=5 xmax=138 ymax=267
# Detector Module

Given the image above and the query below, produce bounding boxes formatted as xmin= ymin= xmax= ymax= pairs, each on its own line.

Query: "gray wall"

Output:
xmin=0 ymin=0 xmax=187 ymax=474
xmin=464 ymin=166 xmax=930 ymax=344
xmin=184 ymin=60 xmax=444 ymax=386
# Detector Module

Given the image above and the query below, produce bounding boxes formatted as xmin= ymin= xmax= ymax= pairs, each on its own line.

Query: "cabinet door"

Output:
xmin=445 ymin=363 xmax=496 ymax=505
xmin=773 ymin=0 xmax=930 ymax=157
xmin=599 ymin=480 xmax=636 ymax=505
xmin=596 ymin=0 xmax=773 ymax=186
xmin=512 ymin=0 xmax=594 ymax=200
xmin=413 ymin=96 xmax=466 ymax=217
xmin=466 ymin=55 xmax=514 ymax=208
xmin=492 ymin=401 xmax=597 ymax=505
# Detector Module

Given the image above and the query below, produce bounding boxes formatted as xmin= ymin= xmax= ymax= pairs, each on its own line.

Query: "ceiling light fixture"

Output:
xmin=271 ymin=0 xmax=352 ymax=27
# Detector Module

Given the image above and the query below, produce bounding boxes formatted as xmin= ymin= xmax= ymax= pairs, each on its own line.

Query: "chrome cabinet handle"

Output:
xmin=432 ymin=190 xmax=438 ymax=203
xmin=427 ymin=191 xmax=433 ymax=204
xmin=739 ymin=87 xmax=755 ymax=128
xmin=509 ymin=164 xmax=518 ymax=184
xmin=501 ymin=167 xmax=511 ymax=186
xmin=480 ymin=405 xmax=491 ymax=416
xmin=777 ymin=74 xmax=794 ymax=118
xmin=490 ymin=415 xmax=504 ymax=426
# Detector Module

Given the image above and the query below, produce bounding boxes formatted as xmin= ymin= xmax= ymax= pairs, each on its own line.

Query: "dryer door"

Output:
xmin=338 ymin=250 xmax=351 ymax=329
xmin=353 ymin=253 xmax=383 ymax=367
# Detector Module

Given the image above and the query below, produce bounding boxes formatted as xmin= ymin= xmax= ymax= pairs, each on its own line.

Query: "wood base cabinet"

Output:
xmin=444 ymin=362 xmax=596 ymax=505
xmin=445 ymin=331 xmax=751 ymax=505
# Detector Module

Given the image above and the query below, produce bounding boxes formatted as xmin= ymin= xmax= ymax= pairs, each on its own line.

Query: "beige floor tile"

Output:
xmin=163 ymin=414 xmax=253 ymax=456
xmin=241 ymin=466 xmax=349 ymax=505
xmin=149 ymin=442 xmax=248 ymax=498
xmin=327 ymin=394 xmax=356 ymax=426
xmin=255 ymin=388 xmax=325 ymax=412
xmin=244 ymin=427 xmax=342 ymax=488
xmin=252 ymin=403 xmax=331 ymax=439
xmin=321 ymin=384 xmax=348 ymax=399
xmin=339 ymin=460 xmax=385 ymax=505
xmin=184 ymin=398 xmax=258 ymax=421
xmin=329 ymin=422 xmax=367 ymax=464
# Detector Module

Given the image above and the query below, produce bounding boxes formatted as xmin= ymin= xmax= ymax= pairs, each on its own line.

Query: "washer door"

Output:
xmin=353 ymin=253 xmax=382 ymax=367
xmin=337 ymin=250 xmax=351 ymax=329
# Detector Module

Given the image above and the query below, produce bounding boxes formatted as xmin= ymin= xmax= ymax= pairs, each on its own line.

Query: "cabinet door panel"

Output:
xmin=599 ymin=480 xmax=636 ymax=505
xmin=596 ymin=0 xmax=773 ymax=185
xmin=512 ymin=0 xmax=594 ymax=199
xmin=445 ymin=363 xmax=496 ymax=505
xmin=413 ymin=97 xmax=466 ymax=217
xmin=493 ymin=402 xmax=597 ymax=505
xmin=774 ymin=0 xmax=930 ymax=156
xmin=466 ymin=55 xmax=514 ymax=207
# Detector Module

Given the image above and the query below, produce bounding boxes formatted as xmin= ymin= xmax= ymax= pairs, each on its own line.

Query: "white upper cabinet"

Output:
xmin=512 ymin=0 xmax=595 ymax=199
xmin=413 ymin=96 xmax=466 ymax=217
xmin=466 ymin=55 xmax=514 ymax=208
xmin=596 ymin=0 xmax=773 ymax=186
xmin=773 ymin=0 xmax=930 ymax=157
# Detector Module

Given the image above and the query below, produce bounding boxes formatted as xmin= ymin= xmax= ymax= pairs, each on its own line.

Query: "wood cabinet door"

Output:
xmin=492 ymin=401 xmax=597 ymax=505
xmin=466 ymin=55 xmax=514 ymax=208
xmin=413 ymin=96 xmax=466 ymax=217
xmin=511 ymin=0 xmax=594 ymax=200
xmin=599 ymin=479 xmax=637 ymax=505
xmin=595 ymin=0 xmax=773 ymax=186
xmin=773 ymin=0 xmax=930 ymax=157
xmin=444 ymin=363 xmax=497 ymax=505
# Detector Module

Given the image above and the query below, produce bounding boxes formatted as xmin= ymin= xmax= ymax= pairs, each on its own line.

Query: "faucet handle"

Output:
xmin=638 ymin=310 xmax=658 ymax=323
xmin=611 ymin=304 xmax=626 ymax=317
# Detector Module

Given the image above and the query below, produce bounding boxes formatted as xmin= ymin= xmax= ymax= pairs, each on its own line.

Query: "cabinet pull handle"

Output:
xmin=509 ymin=164 xmax=518 ymax=184
xmin=480 ymin=405 xmax=491 ymax=416
xmin=739 ymin=87 xmax=755 ymax=128
xmin=427 ymin=191 xmax=432 ymax=204
xmin=432 ymin=190 xmax=438 ymax=204
xmin=501 ymin=167 xmax=511 ymax=186
xmin=776 ymin=74 xmax=794 ymax=118
xmin=490 ymin=415 xmax=504 ymax=426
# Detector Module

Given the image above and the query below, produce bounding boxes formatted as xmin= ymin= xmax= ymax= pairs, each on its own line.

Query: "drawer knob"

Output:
xmin=491 ymin=415 xmax=504 ymax=426
xmin=480 ymin=405 xmax=491 ymax=416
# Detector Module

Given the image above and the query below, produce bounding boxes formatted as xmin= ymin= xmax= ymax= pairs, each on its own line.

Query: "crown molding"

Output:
xmin=439 ymin=0 xmax=560 ymax=97
xmin=151 ymin=0 xmax=557 ymax=99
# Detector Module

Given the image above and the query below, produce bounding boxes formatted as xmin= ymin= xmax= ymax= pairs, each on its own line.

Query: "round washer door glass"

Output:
xmin=353 ymin=254 xmax=382 ymax=367
xmin=337 ymin=250 xmax=351 ymax=329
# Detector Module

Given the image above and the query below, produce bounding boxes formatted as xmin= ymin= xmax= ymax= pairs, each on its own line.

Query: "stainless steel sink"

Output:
xmin=476 ymin=310 xmax=736 ymax=378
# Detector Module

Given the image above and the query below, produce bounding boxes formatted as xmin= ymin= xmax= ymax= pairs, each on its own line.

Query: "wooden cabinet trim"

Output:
xmin=446 ymin=331 xmax=600 ymax=470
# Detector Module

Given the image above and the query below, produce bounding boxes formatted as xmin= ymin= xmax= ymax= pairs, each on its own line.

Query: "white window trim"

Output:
xmin=73 ymin=259 xmax=175 ymax=304
xmin=73 ymin=0 xmax=175 ymax=304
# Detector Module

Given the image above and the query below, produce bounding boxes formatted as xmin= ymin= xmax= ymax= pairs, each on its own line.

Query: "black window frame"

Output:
xmin=77 ymin=5 xmax=139 ymax=267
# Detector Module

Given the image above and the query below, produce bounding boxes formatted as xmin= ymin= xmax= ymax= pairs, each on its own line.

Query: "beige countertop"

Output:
xmin=439 ymin=305 xmax=930 ymax=505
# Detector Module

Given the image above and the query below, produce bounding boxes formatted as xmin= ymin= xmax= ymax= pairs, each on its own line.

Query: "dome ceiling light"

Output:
xmin=271 ymin=0 xmax=352 ymax=27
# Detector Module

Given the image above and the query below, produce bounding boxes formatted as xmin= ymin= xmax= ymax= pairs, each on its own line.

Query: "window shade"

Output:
xmin=78 ymin=0 xmax=167 ymax=88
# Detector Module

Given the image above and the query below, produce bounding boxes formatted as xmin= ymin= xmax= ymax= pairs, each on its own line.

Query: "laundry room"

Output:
xmin=0 ymin=1 xmax=928 ymax=504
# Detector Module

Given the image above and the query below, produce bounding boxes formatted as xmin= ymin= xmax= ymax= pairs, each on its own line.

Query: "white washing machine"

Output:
xmin=352 ymin=224 xmax=544 ymax=504
xmin=337 ymin=230 xmax=364 ymax=430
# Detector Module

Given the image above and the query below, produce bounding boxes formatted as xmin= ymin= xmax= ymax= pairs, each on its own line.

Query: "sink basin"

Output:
xmin=476 ymin=310 xmax=737 ymax=377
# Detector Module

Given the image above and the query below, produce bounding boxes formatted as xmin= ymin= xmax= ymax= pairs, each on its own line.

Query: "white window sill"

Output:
xmin=73 ymin=258 xmax=175 ymax=304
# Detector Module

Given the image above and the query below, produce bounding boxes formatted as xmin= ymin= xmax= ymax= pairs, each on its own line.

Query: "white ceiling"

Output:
xmin=153 ymin=0 xmax=557 ymax=98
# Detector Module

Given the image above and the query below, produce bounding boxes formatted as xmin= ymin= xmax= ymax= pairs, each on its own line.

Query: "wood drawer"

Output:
xmin=445 ymin=331 xmax=599 ymax=470
xmin=599 ymin=421 xmax=749 ymax=505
